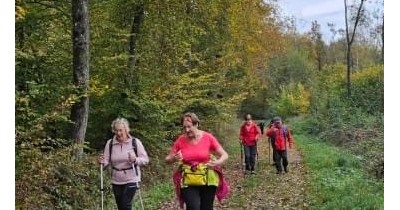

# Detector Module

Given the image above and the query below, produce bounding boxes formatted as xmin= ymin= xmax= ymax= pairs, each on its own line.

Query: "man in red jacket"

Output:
xmin=239 ymin=114 xmax=261 ymax=175
xmin=266 ymin=117 xmax=294 ymax=174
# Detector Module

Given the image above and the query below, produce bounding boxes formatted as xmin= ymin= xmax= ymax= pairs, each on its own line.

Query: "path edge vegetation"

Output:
xmin=294 ymin=130 xmax=383 ymax=209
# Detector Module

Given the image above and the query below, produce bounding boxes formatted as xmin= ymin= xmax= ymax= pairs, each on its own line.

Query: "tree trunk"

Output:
xmin=344 ymin=0 xmax=365 ymax=97
xmin=126 ymin=3 xmax=144 ymax=89
xmin=381 ymin=18 xmax=384 ymax=63
xmin=71 ymin=0 xmax=89 ymax=160
xmin=346 ymin=43 xmax=351 ymax=97
xmin=128 ymin=4 xmax=144 ymax=70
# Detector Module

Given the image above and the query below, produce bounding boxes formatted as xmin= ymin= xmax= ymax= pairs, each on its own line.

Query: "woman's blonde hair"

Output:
xmin=111 ymin=117 xmax=131 ymax=134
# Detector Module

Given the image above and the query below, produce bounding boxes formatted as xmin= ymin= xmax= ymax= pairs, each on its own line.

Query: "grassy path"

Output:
xmin=156 ymin=120 xmax=310 ymax=210
xmin=217 ymin=133 xmax=309 ymax=209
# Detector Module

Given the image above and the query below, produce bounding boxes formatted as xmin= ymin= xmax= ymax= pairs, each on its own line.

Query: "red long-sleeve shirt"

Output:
xmin=239 ymin=121 xmax=260 ymax=146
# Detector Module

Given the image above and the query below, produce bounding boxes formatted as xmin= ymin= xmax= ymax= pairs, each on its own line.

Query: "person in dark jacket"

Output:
xmin=266 ymin=116 xmax=294 ymax=174
xmin=258 ymin=121 xmax=265 ymax=135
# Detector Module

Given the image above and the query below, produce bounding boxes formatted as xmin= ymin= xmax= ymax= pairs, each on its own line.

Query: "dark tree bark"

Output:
xmin=381 ymin=18 xmax=384 ymax=63
xmin=124 ymin=3 xmax=144 ymax=89
xmin=344 ymin=0 xmax=365 ymax=97
xmin=310 ymin=21 xmax=325 ymax=72
xmin=128 ymin=4 xmax=144 ymax=70
xmin=71 ymin=0 xmax=89 ymax=160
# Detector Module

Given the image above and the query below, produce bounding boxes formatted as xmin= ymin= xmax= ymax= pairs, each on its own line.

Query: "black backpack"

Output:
xmin=108 ymin=137 xmax=139 ymax=175
xmin=258 ymin=122 xmax=265 ymax=134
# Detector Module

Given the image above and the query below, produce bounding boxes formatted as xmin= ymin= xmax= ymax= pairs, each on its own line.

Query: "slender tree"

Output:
xmin=309 ymin=20 xmax=325 ymax=71
xmin=381 ymin=17 xmax=384 ymax=63
xmin=344 ymin=0 xmax=365 ymax=97
xmin=71 ymin=0 xmax=89 ymax=160
xmin=128 ymin=3 xmax=144 ymax=71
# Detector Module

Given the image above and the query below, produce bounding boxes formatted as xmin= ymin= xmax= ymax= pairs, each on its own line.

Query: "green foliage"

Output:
xmin=237 ymin=88 xmax=272 ymax=119
xmin=350 ymin=65 xmax=384 ymax=114
xmin=15 ymin=0 xmax=75 ymax=152
xmin=16 ymin=145 xmax=114 ymax=209
xmin=15 ymin=89 xmax=73 ymax=150
xmin=295 ymin=134 xmax=383 ymax=210
xmin=267 ymin=48 xmax=315 ymax=91
xmin=299 ymin=63 xmax=384 ymax=179
xmin=260 ymin=46 xmax=316 ymax=119
xmin=271 ymin=83 xmax=311 ymax=118
xmin=16 ymin=0 xmax=286 ymax=207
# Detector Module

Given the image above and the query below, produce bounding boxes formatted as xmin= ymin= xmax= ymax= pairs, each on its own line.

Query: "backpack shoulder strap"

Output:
xmin=131 ymin=137 xmax=139 ymax=176
xmin=282 ymin=125 xmax=288 ymax=139
xmin=132 ymin=137 xmax=138 ymax=157
xmin=108 ymin=139 xmax=113 ymax=166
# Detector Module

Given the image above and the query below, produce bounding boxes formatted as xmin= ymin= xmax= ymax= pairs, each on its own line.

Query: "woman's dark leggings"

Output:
xmin=181 ymin=186 xmax=217 ymax=210
xmin=244 ymin=145 xmax=257 ymax=171
xmin=112 ymin=182 xmax=137 ymax=210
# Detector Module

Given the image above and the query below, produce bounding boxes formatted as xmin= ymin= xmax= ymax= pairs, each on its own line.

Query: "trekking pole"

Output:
xmin=100 ymin=163 xmax=104 ymax=210
xmin=256 ymin=142 xmax=259 ymax=162
xmin=240 ymin=142 xmax=244 ymax=175
xmin=131 ymin=157 xmax=144 ymax=210
xmin=268 ymin=138 xmax=271 ymax=164
xmin=137 ymin=182 xmax=145 ymax=210
xmin=285 ymin=137 xmax=289 ymax=164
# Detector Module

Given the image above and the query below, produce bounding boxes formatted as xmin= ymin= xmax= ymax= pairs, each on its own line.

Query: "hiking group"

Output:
xmin=97 ymin=113 xmax=294 ymax=210
xmin=239 ymin=114 xmax=294 ymax=175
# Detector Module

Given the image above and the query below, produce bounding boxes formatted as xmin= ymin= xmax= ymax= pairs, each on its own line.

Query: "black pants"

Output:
xmin=244 ymin=145 xmax=257 ymax=171
xmin=112 ymin=182 xmax=138 ymax=210
xmin=181 ymin=186 xmax=217 ymax=210
xmin=270 ymin=138 xmax=278 ymax=165
xmin=275 ymin=150 xmax=288 ymax=172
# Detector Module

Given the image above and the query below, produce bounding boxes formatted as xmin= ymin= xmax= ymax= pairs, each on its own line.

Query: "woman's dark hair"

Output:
xmin=181 ymin=112 xmax=200 ymax=126
xmin=272 ymin=116 xmax=282 ymax=122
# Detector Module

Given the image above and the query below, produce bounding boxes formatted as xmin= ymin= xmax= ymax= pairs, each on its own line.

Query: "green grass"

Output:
xmin=133 ymin=181 xmax=174 ymax=210
xmin=296 ymin=134 xmax=383 ymax=210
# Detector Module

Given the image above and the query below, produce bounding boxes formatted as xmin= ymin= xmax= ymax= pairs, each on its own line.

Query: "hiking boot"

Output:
xmin=284 ymin=167 xmax=289 ymax=173
xmin=276 ymin=170 xmax=282 ymax=174
xmin=251 ymin=171 xmax=256 ymax=175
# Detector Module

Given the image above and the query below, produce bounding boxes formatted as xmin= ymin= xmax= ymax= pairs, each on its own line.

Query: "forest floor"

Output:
xmin=157 ymin=135 xmax=310 ymax=210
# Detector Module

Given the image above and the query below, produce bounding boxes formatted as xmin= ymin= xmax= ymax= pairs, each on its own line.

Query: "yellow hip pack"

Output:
xmin=181 ymin=163 xmax=208 ymax=186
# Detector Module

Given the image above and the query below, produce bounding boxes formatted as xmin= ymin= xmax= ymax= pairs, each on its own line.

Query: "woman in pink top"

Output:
xmin=165 ymin=112 xmax=229 ymax=210
xmin=98 ymin=117 xmax=149 ymax=210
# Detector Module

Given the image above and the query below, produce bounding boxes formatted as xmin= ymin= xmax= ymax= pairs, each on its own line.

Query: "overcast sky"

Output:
xmin=278 ymin=0 xmax=381 ymax=42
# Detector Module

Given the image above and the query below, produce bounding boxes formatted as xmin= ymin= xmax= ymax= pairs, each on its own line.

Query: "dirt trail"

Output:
xmin=158 ymin=135 xmax=310 ymax=210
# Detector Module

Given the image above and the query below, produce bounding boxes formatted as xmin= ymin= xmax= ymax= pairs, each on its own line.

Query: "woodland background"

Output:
xmin=15 ymin=0 xmax=383 ymax=209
